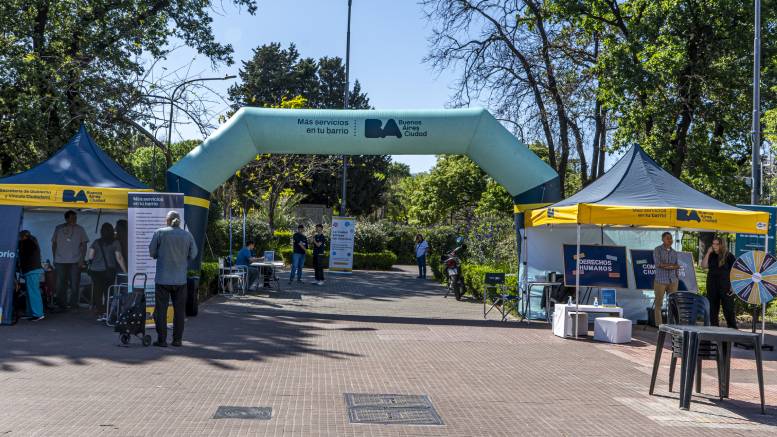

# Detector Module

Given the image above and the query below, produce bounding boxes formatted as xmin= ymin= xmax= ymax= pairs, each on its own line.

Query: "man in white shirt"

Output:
xmin=51 ymin=210 xmax=88 ymax=311
xmin=414 ymin=234 xmax=430 ymax=279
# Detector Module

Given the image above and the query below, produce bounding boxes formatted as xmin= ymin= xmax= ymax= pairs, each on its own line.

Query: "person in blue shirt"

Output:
xmin=236 ymin=240 xmax=260 ymax=289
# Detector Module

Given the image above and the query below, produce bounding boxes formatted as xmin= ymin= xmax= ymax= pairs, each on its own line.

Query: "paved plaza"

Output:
xmin=1 ymin=266 xmax=776 ymax=436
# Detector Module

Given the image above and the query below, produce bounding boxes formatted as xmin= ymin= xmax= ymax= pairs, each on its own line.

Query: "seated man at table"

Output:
xmin=236 ymin=241 xmax=272 ymax=289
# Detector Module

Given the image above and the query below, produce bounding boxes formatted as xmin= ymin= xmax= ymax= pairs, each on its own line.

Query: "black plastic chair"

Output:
xmin=666 ymin=292 xmax=719 ymax=394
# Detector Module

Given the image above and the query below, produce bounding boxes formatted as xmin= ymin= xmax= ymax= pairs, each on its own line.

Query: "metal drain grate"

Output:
xmin=213 ymin=406 xmax=272 ymax=420
xmin=344 ymin=393 xmax=443 ymax=426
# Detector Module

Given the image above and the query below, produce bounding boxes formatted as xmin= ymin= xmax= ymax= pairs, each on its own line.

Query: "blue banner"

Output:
xmin=630 ymin=249 xmax=698 ymax=291
xmin=562 ymin=244 xmax=628 ymax=288
xmin=0 ymin=206 xmax=23 ymax=325
xmin=735 ymin=204 xmax=777 ymax=257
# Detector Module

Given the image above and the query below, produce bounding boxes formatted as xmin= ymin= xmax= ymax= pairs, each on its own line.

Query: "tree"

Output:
xmin=128 ymin=139 xmax=201 ymax=190
xmin=228 ymin=42 xmax=388 ymax=214
xmin=0 ymin=0 xmax=257 ymax=176
xmin=231 ymin=96 xmax=336 ymax=231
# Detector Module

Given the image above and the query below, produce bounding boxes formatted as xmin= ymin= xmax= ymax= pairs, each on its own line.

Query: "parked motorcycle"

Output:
xmin=443 ymin=239 xmax=466 ymax=301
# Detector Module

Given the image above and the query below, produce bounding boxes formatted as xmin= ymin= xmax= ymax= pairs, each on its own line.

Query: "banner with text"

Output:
xmin=328 ymin=216 xmax=355 ymax=274
xmin=630 ymin=249 xmax=698 ymax=291
xmin=128 ymin=192 xmax=184 ymax=325
xmin=562 ymin=244 xmax=629 ymax=288
xmin=0 ymin=206 xmax=23 ymax=325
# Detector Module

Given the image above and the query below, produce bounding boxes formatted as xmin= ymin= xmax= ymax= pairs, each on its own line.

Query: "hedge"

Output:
xmin=189 ymin=261 xmax=220 ymax=303
xmin=460 ymin=263 xmax=517 ymax=300
xmin=279 ymin=248 xmax=397 ymax=270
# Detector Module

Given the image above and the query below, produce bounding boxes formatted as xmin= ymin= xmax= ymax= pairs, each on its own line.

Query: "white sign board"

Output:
xmin=128 ymin=192 xmax=185 ymax=288
xmin=328 ymin=216 xmax=355 ymax=274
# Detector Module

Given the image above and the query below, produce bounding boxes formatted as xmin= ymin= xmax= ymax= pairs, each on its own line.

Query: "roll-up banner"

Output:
xmin=329 ymin=216 xmax=355 ymax=274
xmin=128 ymin=192 xmax=184 ymax=326
xmin=630 ymin=249 xmax=698 ymax=291
xmin=562 ymin=244 xmax=629 ymax=288
xmin=0 ymin=206 xmax=23 ymax=325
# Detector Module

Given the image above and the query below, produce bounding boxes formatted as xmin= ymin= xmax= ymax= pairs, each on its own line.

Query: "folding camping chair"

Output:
xmin=483 ymin=273 xmax=519 ymax=322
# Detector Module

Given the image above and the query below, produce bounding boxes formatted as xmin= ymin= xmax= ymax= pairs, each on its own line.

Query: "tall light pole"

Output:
xmin=341 ymin=0 xmax=353 ymax=216
xmin=752 ymin=0 xmax=762 ymax=205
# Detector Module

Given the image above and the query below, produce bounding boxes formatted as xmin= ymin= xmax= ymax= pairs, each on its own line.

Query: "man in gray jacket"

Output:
xmin=149 ymin=211 xmax=197 ymax=347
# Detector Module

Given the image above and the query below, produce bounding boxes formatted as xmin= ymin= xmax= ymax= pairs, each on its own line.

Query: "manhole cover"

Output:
xmin=213 ymin=406 xmax=272 ymax=420
xmin=344 ymin=393 xmax=443 ymax=426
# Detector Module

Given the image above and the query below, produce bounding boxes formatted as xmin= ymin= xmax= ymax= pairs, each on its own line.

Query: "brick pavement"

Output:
xmin=1 ymin=266 xmax=776 ymax=436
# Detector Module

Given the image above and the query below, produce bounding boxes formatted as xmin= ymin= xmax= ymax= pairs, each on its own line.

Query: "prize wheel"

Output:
xmin=730 ymin=250 xmax=777 ymax=305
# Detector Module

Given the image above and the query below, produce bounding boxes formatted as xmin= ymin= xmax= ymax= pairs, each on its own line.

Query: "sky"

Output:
xmin=161 ymin=0 xmax=463 ymax=173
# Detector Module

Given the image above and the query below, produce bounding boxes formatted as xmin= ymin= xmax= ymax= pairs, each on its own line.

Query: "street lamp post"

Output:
xmin=153 ymin=74 xmax=237 ymax=187
xmin=341 ymin=0 xmax=353 ymax=216
xmin=752 ymin=0 xmax=762 ymax=205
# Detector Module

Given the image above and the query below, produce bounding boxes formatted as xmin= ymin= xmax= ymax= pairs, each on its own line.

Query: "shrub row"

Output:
xmin=278 ymin=248 xmax=397 ymax=270
xmin=460 ymin=263 xmax=518 ymax=300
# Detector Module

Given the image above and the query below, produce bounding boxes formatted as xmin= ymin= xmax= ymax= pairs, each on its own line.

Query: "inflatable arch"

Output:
xmin=166 ymin=107 xmax=560 ymax=266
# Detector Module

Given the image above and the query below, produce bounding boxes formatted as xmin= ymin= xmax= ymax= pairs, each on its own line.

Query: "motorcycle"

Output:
xmin=442 ymin=243 xmax=466 ymax=301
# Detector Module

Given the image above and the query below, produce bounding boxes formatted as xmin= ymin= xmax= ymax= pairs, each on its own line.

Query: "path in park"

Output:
xmin=1 ymin=266 xmax=777 ymax=436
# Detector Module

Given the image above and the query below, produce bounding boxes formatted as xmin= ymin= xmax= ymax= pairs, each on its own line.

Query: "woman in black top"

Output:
xmin=701 ymin=237 xmax=737 ymax=328
xmin=87 ymin=223 xmax=126 ymax=316
xmin=18 ymin=230 xmax=45 ymax=320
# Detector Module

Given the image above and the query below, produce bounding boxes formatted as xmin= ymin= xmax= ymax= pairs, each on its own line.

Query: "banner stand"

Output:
xmin=328 ymin=216 xmax=355 ymax=274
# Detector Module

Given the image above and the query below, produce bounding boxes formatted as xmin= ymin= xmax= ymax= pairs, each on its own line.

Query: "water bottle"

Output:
xmin=593 ymin=297 xmax=599 ymax=307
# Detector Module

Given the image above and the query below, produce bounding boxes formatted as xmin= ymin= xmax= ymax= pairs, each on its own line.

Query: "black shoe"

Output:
xmin=171 ymin=340 xmax=182 ymax=347
xmin=153 ymin=340 xmax=168 ymax=348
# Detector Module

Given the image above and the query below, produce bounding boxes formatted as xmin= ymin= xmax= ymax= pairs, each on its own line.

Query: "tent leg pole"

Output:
xmin=575 ymin=224 xmax=581 ymax=338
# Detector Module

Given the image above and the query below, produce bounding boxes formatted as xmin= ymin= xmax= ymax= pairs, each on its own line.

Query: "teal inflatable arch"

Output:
xmin=166 ymin=107 xmax=560 ymax=266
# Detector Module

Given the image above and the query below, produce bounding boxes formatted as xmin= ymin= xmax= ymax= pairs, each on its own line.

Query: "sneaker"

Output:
xmin=171 ymin=340 xmax=182 ymax=347
xmin=31 ymin=315 xmax=45 ymax=322
xmin=316 ymin=281 xmax=324 ymax=286
xmin=153 ymin=340 xmax=168 ymax=348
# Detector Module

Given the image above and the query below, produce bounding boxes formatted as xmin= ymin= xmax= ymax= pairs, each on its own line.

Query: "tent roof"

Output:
xmin=554 ymin=144 xmax=739 ymax=211
xmin=526 ymin=145 xmax=769 ymax=234
xmin=0 ymin=124 xmax=147 ymax=189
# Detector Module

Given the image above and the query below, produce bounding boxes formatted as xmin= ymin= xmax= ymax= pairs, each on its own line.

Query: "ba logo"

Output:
xmin=63 ymin=189 xmax=88 ymax=203
xmin=365 ymin=119 xmax=402 ymax=138
xmin=676 ymin=209 xmax=701 ymax=222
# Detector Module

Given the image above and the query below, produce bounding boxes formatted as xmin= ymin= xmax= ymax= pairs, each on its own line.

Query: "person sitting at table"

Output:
xmin=236 ymin=241 xmax=272 ymax=289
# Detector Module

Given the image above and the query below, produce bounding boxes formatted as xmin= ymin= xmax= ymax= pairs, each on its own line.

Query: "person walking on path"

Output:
xmin=701 ymin=237 xmax=738 ymax=328
xmin=51 ymin=210 xmax=88 ymax=311
xmin=289 ymin=224 xmax=308 ymax=284
xmin=87 ymin=223 xmax=126 ymax=319
xmin=18 ymin=230 xmax=45 ymax=321
xmin=414 ymin=234 xmax=430 ymax=279
xmin=312 ymin=224 xmax=326 ymax=285
xmin=149 ymin=211 xmax=197 ymax=347
xmin=653 ymin=232 xmax=680 ymax=326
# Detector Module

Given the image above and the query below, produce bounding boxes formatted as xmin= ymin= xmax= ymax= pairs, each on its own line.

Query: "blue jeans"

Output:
xmin=290 ymin=253 xmax=305 ymax=281
xmin=416 ymin=255 xmax=426 ymax=278
xmin=24 ymin=269 xmax=45 ymax=317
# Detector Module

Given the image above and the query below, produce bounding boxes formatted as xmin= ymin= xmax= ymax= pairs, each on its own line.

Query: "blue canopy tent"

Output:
xmin=0 ymin=125 xmax=150 ymax=325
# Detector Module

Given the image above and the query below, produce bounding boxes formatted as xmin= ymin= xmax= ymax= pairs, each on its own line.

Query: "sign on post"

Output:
xmin=128 ymin=192 xmax=184 ymax=325
xmin=630 ymin=249 xmax=698 ymax=291
xmin=562 ymin=244 xmax=629 ymax=288
xmin=329 ymin=216 xmax=356 ymax=274
xmin=0 ymin=206 xmax=23 ymax=325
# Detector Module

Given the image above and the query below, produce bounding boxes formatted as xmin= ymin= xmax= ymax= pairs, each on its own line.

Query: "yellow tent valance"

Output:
xmin=526 ymin=203 xmax=770 ymax=235
xmin=0 ymin=184 xmax=153 ymax=210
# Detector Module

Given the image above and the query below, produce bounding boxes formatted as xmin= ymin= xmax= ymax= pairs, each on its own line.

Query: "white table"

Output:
xmin=250 ymin=261 xmax=285 ymax=290
xmin=552 ymin=304 xmax=624 ymax=338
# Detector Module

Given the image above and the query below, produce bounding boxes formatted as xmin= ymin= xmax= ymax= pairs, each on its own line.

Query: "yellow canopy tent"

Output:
xmin=522 ymin=145 xmax=769 ymax=335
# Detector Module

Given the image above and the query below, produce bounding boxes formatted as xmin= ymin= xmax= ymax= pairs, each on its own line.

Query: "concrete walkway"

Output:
xmin=1 ymin=266 xmax=776 ymax=436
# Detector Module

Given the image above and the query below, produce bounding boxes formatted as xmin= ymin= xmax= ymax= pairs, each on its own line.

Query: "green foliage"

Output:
xmin=278 ymin=249 xmax=397 ymax=270
xmin=354 ymin=222 xmax=389 ymax=252
xmin=475 ymin=180 xmax=514 ymax=218
xmin=128 ymin=140 xmax=201 ymax=190
xmin=0 ymin=0 xmax=256 ymax=176
xmin=205 ymin=214 xmax=273 ymax=258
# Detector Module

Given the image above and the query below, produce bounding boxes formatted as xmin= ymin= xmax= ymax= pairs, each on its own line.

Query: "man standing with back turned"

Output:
xmin=653 ymin=232 xmax=680 ymax=326
xmin=149 ymin=211 xmax=197 ymax=347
